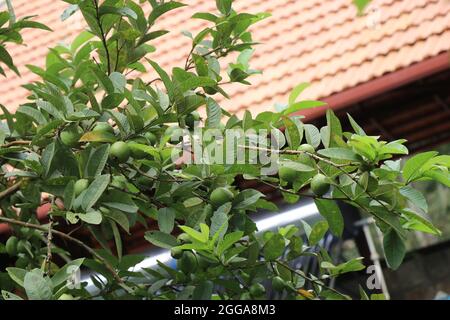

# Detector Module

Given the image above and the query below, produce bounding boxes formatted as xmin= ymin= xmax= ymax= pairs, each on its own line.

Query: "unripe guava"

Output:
xmin=311 ymin=174 xmax=330 ymax=196
xmin=249 ymin=283 xmax=266 ymax=297
xmin=74 ymin=179 xmax=89 ymax=197
xmin=298 ymin=144 xmax=315 ymax=154
xmin=278 ymin=166 xmax=298 ymax=183
xmin=5 ymin=236 xmax=18 ymax=256
xmin=60 ymin=125 xmax=83 ymax=148
xmin=110 ymin=141 xmax=130 ymax=163
xmin=209 ymin=187 xmax=233 ymax=207
xmin=93 ymin=122 xmax=114 ymax=134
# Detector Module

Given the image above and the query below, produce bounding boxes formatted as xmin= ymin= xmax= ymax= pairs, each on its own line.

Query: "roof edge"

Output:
xmin=301 ymin=51 xmax=450 ymax=120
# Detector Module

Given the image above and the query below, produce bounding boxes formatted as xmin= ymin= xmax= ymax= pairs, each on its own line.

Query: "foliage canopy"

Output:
xmin=0 ymin=0 xmax=448 ymax=300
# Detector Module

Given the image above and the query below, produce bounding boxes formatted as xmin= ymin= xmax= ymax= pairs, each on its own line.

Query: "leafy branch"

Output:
xmin=93 ymin=0 xmax=111 ymax=75
xmin=0 ymin=215 xmax=123 ymax=283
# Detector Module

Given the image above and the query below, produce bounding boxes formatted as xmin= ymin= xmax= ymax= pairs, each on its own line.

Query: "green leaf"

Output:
xmin=321 ymin=257 xmax=365 ymax=275
xmin=98 ymin=6 xmax=138 ymax=20
xmin=403 ymin=151 xmax=438 ymax=183
xmin=0 ymin=104 xmax=15 ymax=132
xmin=301 ymin=220 xmax=312 ymax=238
xmin=147 ymin=59 xmax=177 ymax=102
xmin=1 ymin=290 xmax=23 ymax=300
xmin=109 ymin=72 xmax=126 ymax=93
xmin=399 ymin=186 xmax=428 ymax=212
xmin=33 ymin=120 xmax=65 ymax=143
xmin=17 ymin=105 xmax=47 ymax=125
xmin=14 ymin=19 xmax=52 ymax=31
xmin=288 ymin=82 xmax=309 ymax=106
xmin=101 ymin=190 xmax=138 ymax=213
xmin=0 ymin=45 xmax=19 ymax=75
xmin=309 ymin=220 xmax=329 ymax=246
xmin=347 ymin=113 xmax=366 ymax=136
xmin=370 ymin=293 xmax=386 ymax=300
xmin=78 ymin=210 xmax=102 ymax=225
xmin=264 ymin=233 xmax=285 ymax=260
xmin=23 ymin=269 xmax=53 ymax=300
xmin=107 ymin=110 xmax=131 ymax=137
xmin=325 ymin=109 xmax=343 ymax=148
xmin=41 ymin=141 xmax=56 ymax=178
xmin=205 ymin=97 xmax=222 ymax=128
xmin=66 ymin=109 xmax=99 ymax=121
xmin=359 ymin=285 xmax=370 ymax=300
xmin=402 ymin=209 xmax=441 ymax=236
xmin=210 ymin=208 xmax=229 ymax=240
xmin=314 ymin=199 xmax=344 ymax=237
xmin=179 ymin=225 xmax=208 ymax=243
xmin=193 ymin=280 xmax=213 ymax=300
xmin=353 ymin=0 xmax=371 ymax=15
xmin=281 ymin=161 xmax=314 ymax=172
xmin=283 ymin=100 xmax=326 ymax=115
xmin=317 ymin=148 xmax=359 ymax=161
xmin=158 ymin=207 xmax=176 ymax=233
xmin=369 ymin=205 xmax=406 ymax=238
xmin=91 ymin=67 xmax=114 ymax=94
xmin=217 ymin=231 xmax=244 ymax=256
xmin=233 ymin=189 xmax=264 ymax=210
xmin=383 ymin=228 xmax=405 ymax=270
xmin=138 ymin=30 xmax=169 ymax=45
xmin=103 ymin=209 xmax=130 ymax=233
xmin=304 ymin=124 xmax=321 ymax=148
xmin=148 ymin=278 xmax=168 ymax=294
xmin=110 ymin=220 xmax=123 ymax=260
xmin=51 ymin=258 xmax=84 ymax=287
xmin=81 ymin=174 xmax=110 ymax=211
xmin=178 ymin=76 xmax=216 ymax=92
xmin=144 ymin=231 xmax=178 ymax=249
xmin=215 ymin=0 xmax=232 ymax=15
xmin=85 ymin=144 xmax=110 ymax=177
xmin=422 ymin=155 xmax=450 ymax=169
xmin=126 ymin=143 xmax=160 ymax=159
xmin=423 ymin=169 xmax=450 ymax=187
xmin=148 ymin=2 xmax=186 ymax=25
xmin=192 ymin=12 xmax=218 ymax=22
xmin=193 ymin=28 xmax=211 ymax=46
xmin=283 ymin=116 xmax=301 ymax=148
xmin=79 ymin=131 xmax=116 ymax=143
xmin=36 ymin=100 xmax=64 ymax=119
xmin=6 ymin=267 xmax=27 ymax=287
xmin=63 ymin=180 xmax=75 ymax=210
xmin=183 ymin=197 xmax=203 ymax=207
xmin=379 ymin=140 xmax=408 ymax=155
xmin=70 ymin=31 xmax=93 ymax=52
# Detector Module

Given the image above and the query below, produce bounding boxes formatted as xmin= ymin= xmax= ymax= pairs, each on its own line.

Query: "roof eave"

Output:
xmin=298 ymin=51 xmax=450 ymax=120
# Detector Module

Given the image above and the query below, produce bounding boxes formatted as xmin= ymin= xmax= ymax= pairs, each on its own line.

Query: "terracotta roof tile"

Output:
xmin=0 ymin=0 xmax=449 ymax=116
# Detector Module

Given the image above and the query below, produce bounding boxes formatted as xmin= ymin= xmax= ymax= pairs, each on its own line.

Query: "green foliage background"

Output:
xmin=0 ymin=0 xmax=447 ymax=300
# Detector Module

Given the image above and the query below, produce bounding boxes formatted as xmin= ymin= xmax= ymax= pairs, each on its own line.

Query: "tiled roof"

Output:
xmin=1 ymin=0 xmax=450 ymax=119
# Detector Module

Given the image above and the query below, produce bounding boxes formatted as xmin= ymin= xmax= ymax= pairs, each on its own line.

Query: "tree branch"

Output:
xmin=0 ymin=215 xmax=123 ymax=283
xmin=256 ymin=178 xmax=346 ymax=201
xmin=275 ymin=260 xmax=350 ymax=300
xmin=0 ymin=181 xmax=22 ymax=200
xmin=239 ymin=144 xmax=399 ymax=217
xmin=44 ymin=216 xmax=53 ymax=276
xmin=93 ymin=0 xmax=111 ymax=75
xmin=1 ymin=140 xmax=31 ymax=148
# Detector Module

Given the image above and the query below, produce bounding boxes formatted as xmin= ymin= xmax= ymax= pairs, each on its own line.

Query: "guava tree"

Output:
xmin=0 ymin=0 xmax=448 ymax=300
